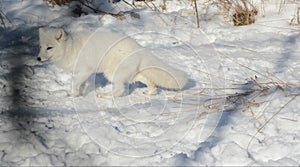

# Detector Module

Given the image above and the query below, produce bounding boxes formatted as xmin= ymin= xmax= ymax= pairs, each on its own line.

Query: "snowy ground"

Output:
xmin=0 ymin=0 xmax=300 ymax=166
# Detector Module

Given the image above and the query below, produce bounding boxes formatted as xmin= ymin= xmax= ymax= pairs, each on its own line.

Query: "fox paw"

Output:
xmin=143 ymin=89 xmax=157 ymax=96
xmin=97 ymin=93 xmax=111 ymax=98
xmin=67 ymin=92 xmax=81 ymax=97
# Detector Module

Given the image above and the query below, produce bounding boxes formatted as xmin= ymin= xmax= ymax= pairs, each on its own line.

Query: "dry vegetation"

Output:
xmin=209 ymin=0 xmax=258 ymax=26
xmin=43 ymin=0 xmax=75 ymax=6
xmin=0 ymin=0 xmax=298 ymax=28
xmin=0 ymin=0 xmax=299 ymax=151
xmin=40 ymin=0 xmax=300 ymax=28
xmin=44 ymin=0 xmax=126 ymax=18
xmin=290 ymin=6 xmax=300 ymax=25
xmin=0 ymin=9 xmax=10 ymax=29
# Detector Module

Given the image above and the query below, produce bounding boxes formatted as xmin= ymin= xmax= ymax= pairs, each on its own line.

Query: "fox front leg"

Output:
xmin=97 ymin=82 xmax=125 ymax=98
xmin=70 ymin=72 xmax=91 ymax=97
xmin=97 ymin=71 xmax=129 ymax=98
xmin=134 ymin=74 xmax=157 ymax=95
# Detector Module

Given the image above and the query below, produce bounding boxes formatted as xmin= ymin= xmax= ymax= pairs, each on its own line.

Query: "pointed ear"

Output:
xmin=55 ymin=28 xmax=65 ymax=42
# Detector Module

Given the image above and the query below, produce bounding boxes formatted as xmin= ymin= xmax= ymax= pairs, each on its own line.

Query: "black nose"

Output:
xmin=37 ymin=57 xmax=41 ymax=61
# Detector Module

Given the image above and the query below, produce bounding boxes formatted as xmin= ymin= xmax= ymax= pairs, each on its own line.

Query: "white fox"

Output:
xmin=37 ymin=28 xmax=188 ymax=97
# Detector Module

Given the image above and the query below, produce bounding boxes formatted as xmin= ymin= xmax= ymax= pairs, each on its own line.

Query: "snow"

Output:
xmin=0 ymin=0 xmax=300 ymax=166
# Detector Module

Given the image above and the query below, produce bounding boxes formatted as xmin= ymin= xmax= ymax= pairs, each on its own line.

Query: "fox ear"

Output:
xmin=55 ymin=28 xmax=65 ymax=42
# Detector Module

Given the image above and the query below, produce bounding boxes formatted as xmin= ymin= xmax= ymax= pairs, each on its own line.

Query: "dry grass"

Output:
xmin=232 ymin=1 xmax=258 ymax=26
xmin=213 ymin=0 xmax=258 ymax=26
xmin=290 ymin=6 xmax=300 ymax=25
xmin=43 ymin=0 xmax=125 ymax=18
xmin=43 ymin=0 xmax=74 ymax=6
xmin=0 ymin=10 xmax=5 ymax=28
xmin=0 ymin=8 xmax=11 ymax=29
xmin=193 ymin=0 xmax=200 ymax=28
xmin=41 ymin=0 xmax=300 ymax=29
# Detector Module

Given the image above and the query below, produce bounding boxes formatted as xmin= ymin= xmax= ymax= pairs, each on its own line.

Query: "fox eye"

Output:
xmin=47 ymin=47 xmax=53 ymax=50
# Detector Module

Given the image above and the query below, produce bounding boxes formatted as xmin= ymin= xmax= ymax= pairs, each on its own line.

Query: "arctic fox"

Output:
xmin=37 ymin=28 xmax=188 ymax=97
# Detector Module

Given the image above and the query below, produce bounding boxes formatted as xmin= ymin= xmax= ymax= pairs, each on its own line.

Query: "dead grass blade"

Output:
xmin=247 ymin=95 xmax=298 ymax=152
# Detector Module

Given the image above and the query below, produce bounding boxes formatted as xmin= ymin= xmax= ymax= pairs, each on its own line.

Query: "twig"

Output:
xmin=0 ymin=12 xmax=5 ymax=29
xmin=143 ymin=1 xmax=154 ymax=11
xmin=279 ymin=117 xmax=297 ymax=122
xmin=0 ymin=9 xmax=11 ymax=29
xmin=122 ymin=0 xmax=135 ymax=9
xmin=257 ymin=23 xmax=299 ymax=32
xmin=219 ymin=44 xmax=258 ymax=53
xmin=218 ymin=51 xmax=272 ymax=81
xmin=193 ymin=0 xmax=200 ymax=28
xmin=260 ymin=0 xmax=265 ymax=17
xmin=278 ymin=0 xmax=286 ymax=14
xmin=266 ymin=71 xmax=287 ymax=86
xmin=297 ymin=7 xmax=300 ymax=25
xmin=143 ymin=1 xmax=168 ymax=26
xmin=258 ymin=95 xmax=298 ymax=132
xmin=247 ymin=95 xmax=298 ymax=152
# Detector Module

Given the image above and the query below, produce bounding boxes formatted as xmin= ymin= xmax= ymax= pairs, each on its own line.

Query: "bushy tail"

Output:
xmin=140 ymin=62 xmax=188 ymax=90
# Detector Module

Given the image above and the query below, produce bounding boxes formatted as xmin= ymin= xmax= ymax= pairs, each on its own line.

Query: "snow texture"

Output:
xmin=0 ymin=0 xmax=300 ymax=166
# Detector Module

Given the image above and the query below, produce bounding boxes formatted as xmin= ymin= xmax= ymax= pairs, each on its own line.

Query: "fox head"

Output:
xmin=37 ymin=28 xmax=66 ymax=62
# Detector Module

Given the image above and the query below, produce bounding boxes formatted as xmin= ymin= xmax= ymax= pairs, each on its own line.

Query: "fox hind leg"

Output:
xmin=134 ymin=74 xmax=157 ymax=95
xmin=96 ymin=74 xmax=157 ymax=98
xmin=96 ymin=82 xmax=125 ymax=98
